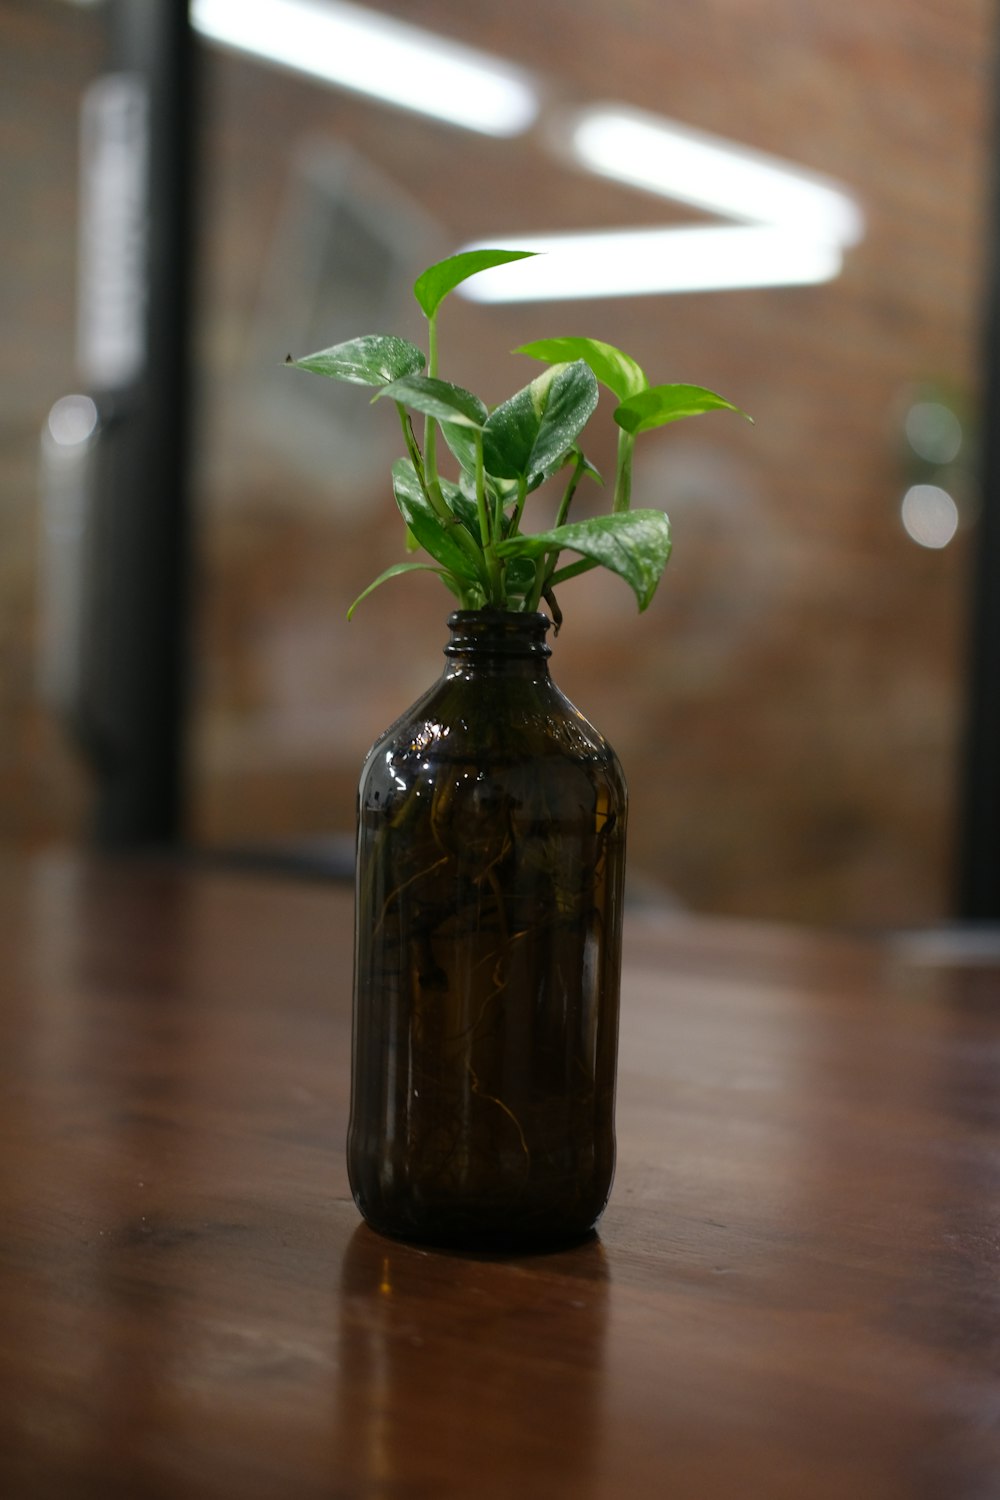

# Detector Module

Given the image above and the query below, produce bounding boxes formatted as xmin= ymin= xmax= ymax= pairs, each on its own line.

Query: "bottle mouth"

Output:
xmin=445 ymin=609 xmax=552 ymax=658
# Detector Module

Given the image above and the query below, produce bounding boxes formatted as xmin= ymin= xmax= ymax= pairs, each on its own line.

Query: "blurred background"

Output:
xmin=2 ymin=0 xmax=996 ymax=926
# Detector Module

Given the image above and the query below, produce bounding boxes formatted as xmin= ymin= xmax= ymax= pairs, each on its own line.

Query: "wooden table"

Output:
xmin=2 ymin=853 xmax=1000 ymax=1499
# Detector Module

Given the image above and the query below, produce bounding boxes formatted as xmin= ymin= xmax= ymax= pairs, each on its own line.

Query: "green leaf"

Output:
xmin=347 ymin=561 xmax=459 ymax=619
xmin=497 ymin=509 xmax=672 ymax=612
xmin=570 ymin=445 xmax=604 ymax=486
xmin=456 ymin=470 xmax=519 ymax=527
xmin=482 ymin=361 xmax=599 ymax=483
xmin=503 ymin=556 xmax=537 ymax=598
xmin=614 ymin=384 xmax=750 ymax=435
xmin=439 ymin=418 xmax=480 ymax=477
xmin=413 ymin=250 xmax=538 ymax=319
xmin=444 ymin=480 xmax=483 ymax=539
xmin=287 ymin=334 xmax=424 ymax=387
xmin=378 ymin=374 xmax=487 ymax=429
xmin=517 ymin=337 xmax=648 ymax=401
xmin=391 ymin=460 xmax=485 ymax=583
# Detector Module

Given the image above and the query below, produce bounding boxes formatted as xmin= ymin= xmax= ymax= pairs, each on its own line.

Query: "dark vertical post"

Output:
xmin=82 ymin=0 xmax=199 ymax=847
xmin=957 ymin=47 xmax=1000 ymax=917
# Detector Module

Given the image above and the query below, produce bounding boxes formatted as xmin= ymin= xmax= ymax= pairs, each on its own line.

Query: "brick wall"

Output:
xmin=3 ymin=0 xmax=993 ymax=923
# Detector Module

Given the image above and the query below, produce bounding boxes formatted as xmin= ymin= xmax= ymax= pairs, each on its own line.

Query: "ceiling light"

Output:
xmin=458 ymin=225 xmax=843 ymax=302
xmin=568 ymin=104 xmax=864 ymax=247
xmin=188 ymin=6 xmax=862 ymax=299
xmin=190 ymin=0 xmax=540 ymax=138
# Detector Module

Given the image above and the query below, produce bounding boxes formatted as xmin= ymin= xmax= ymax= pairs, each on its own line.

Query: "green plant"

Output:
xmin=287 ymin=249 xmax=748 ymax=625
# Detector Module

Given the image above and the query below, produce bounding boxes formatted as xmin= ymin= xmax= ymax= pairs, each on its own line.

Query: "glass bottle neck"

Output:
xmin=443 ymin=610 xmax=552 ymax=676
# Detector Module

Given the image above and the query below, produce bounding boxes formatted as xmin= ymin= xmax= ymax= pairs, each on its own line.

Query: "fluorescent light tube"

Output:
xmin=569 ymin=104 xmax=864 ymax=247
xmin=458 ymin=225 xmax=843 ymax=302
xmin=188 ymin=5 xmax=862 ymax=298
xmin=191 ymin=0 xmax=540 ymax=137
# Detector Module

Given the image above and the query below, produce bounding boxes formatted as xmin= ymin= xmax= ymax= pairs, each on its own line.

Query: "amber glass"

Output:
xmin=347 ymin=610 xmax=627 ymax=1249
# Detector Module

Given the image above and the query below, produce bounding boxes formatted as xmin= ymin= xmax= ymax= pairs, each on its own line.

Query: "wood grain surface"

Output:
xmin=2 ymin=853 xmax=999 ymax=1499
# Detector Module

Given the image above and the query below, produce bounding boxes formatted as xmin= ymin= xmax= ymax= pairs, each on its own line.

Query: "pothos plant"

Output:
xmin=287 ymin=249 xmax=748 ymax=628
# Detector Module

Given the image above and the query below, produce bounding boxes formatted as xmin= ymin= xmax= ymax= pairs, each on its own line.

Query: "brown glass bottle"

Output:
xmin=347 ymin=611 xmax=627 ymax=1249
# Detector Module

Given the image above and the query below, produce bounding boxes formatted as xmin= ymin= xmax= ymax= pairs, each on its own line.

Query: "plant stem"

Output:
xmin=525 ymin=452 xmax=587 ymax=612
xmin=554 ymin=451 xmax=586 ymax=530
xmin=549 ymin=556 xmax=598 ymax=587
xmin=397 ymin=407 xmax=446 ymax=520
xmin=423 ymin=312 xmax=441 ymax=504
xmin=395 ymin=406 xmax=483 ymax=590
xmin=475 ymin=433 xmax=504 ymax=605
xmin=397 ymin=407 xmax=424 ymax=480
xmin=509 ymin=476 xmax=528 ymax=537
xmin=612 ymin=428 xmax=635 ymax=513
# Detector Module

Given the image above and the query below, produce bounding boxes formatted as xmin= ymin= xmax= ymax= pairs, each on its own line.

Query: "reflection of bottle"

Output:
xmin=335 ymin=1225 xmax=611 ymax=1490
xmin=348 ymin=611 xmax=627 ymax=1249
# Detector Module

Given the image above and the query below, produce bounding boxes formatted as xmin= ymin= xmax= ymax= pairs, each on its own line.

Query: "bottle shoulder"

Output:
xmin=361 ymin=669 xmax=624 ymax=785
